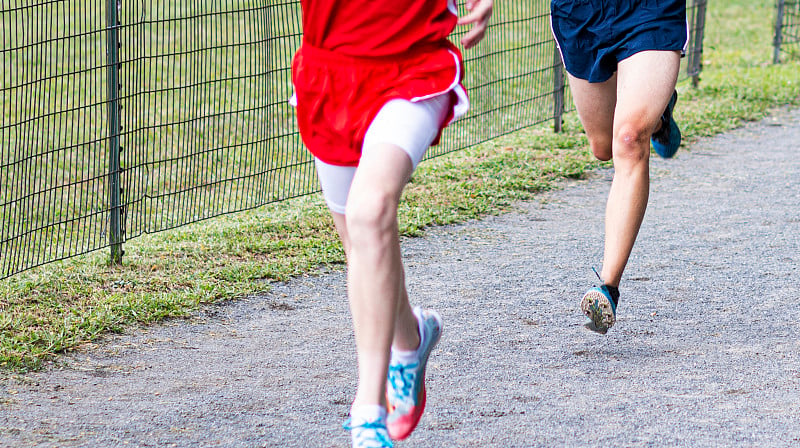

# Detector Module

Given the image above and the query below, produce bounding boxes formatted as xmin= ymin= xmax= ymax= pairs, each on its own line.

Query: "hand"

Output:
xmin=457 ymin=0 xmax=493 ymax=49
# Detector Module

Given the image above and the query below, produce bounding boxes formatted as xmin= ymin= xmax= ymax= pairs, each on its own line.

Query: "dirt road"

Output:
xmin=2 ymin=107 xmax=799 ymax=447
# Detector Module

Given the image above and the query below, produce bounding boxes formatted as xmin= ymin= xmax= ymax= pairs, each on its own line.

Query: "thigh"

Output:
xmin=350 ymin=95 xmax=450 ymax=204
xmin=567 ymin=73 xmax=617 ymax=157
xmin=315 ymin=158 xmax=356 ymax=215
xmin=315 ymin=95 xmax=449 ymax=215
xmin=615 ymin=50 xmax=681 ymax=131
xmin=362 ymin=95 xmax=450 ymax=169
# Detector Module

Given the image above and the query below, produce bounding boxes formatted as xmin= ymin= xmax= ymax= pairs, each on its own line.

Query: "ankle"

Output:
xmin=349 ymin=404 xmax=387 ymax=422
xmin=603 ymin=284 xmax=620 ymax=306
xmin=392 ymin=307 xmax=422 ymax=353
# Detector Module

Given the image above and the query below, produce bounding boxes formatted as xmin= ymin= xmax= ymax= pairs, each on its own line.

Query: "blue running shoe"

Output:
xmin=343 ymin=415 xmax=393 ymax=448
xmin=385 ymin=307 xmax=442 ymax=440
xmin=581 ymin=285 xmax=617 ymax=334
xmin=651 ymin=90 xmax=681 ymax=158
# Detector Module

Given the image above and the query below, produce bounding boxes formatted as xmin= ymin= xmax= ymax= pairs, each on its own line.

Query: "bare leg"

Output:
xmin=602 ymin=51 xmax=680 ymax=286
xmin=333 ymin=144 xmax=421 ymax=409
xmin=568 ymin=50 xmax=681 ymax=286
xmin=567 ymin=72 xmax=617 ymax=162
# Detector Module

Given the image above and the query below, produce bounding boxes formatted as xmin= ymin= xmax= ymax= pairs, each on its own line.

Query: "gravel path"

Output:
xmin=2 ymin=107 xmax=800 ymax=448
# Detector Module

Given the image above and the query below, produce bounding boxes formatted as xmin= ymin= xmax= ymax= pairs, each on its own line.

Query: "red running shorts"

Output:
xmin=291 ymin=42 xmax=468 ymax=167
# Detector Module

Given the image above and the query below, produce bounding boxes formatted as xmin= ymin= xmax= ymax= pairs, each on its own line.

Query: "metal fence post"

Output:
xmin=553 ymin=45 xmax=564 ymax=133
xmin=690 ymin=0 xmax=707 ymax=87
xmin=774 ymin=0 xmax=785 ymax=63
xmin=105 ymin=0 xmax=123 ymax=264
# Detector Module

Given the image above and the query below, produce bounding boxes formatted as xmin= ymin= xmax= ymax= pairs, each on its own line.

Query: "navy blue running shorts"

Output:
xmin=550 ymin=0 xmax=688 ymax=83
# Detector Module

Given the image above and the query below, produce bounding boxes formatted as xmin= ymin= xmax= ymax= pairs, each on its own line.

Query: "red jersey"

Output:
xmin=299 ymin=0 xmax=459 ymax=57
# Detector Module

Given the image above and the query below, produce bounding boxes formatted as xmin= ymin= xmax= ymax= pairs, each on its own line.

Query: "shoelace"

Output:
xmin=387 ymin=362 xmax=418 ymax=402
xmin=342 ymin=418 xmax=394 ymax=448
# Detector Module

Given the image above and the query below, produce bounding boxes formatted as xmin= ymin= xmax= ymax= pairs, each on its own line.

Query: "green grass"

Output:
xmin=2 ymin=0 xmax=800 ymax=371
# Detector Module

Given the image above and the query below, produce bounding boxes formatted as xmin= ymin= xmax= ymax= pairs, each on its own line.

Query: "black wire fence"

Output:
xmin=0 ymin=1 xmax=707 ymax=280
xmin=775 ymin=0 xmax=800 ymax=62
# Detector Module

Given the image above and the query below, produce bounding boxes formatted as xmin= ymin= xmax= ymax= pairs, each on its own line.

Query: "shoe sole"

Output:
xmin=581 ymin=290 xmax=615 ymax=334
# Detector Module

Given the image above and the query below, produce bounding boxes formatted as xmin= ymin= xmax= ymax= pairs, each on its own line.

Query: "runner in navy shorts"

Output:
xmin=549 ymin=0 xmax=688 ymax=334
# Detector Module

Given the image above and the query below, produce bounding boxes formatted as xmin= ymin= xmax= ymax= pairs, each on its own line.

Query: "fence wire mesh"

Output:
xmin=2 ymin=1 xmax=114 ymax=277
xmin=775 ymin=0 xmax=800 ymax=61
xmin=1 ymin=1 xmax=706 ymax=279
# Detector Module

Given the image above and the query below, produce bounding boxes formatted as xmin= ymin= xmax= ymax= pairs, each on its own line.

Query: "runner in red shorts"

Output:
xmin=291 ymin=1 xmax=492 ymax=446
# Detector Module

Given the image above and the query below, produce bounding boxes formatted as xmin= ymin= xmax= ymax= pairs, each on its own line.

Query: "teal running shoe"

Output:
xmin=651 ymin=90 xmax=681 ymax=158
xmin=581 ymin=285 xmax=618 ymax=334
xmin=343 ymin=416 xmax=393 ymax=448
xmin=385 ymin=307 xmax=442 ymax=440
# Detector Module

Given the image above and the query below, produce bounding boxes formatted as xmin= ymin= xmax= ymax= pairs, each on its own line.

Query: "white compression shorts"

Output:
xmin=314 ymin=94 xmax=450 ymax=215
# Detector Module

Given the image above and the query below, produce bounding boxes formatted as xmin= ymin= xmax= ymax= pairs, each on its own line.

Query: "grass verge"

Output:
xmin=1 ymin=0 xmax=799 ymax=371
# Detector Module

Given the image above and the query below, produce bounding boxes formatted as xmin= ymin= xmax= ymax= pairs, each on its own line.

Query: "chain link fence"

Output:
xmin=775 ymin=0 xmax=800 ymax=62
xmin=1 ymin=1 xmax=707 ymax=280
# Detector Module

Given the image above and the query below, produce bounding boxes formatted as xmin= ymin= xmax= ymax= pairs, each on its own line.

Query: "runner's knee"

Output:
xmin=345 ymin=190 xmax=398 ymax=240
xmin=613 ymin=120 xmax=651 ymax=162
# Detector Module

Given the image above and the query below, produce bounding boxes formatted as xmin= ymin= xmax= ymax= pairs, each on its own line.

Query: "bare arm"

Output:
xmin=457 ymin=0 xmax=493 ymax=49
